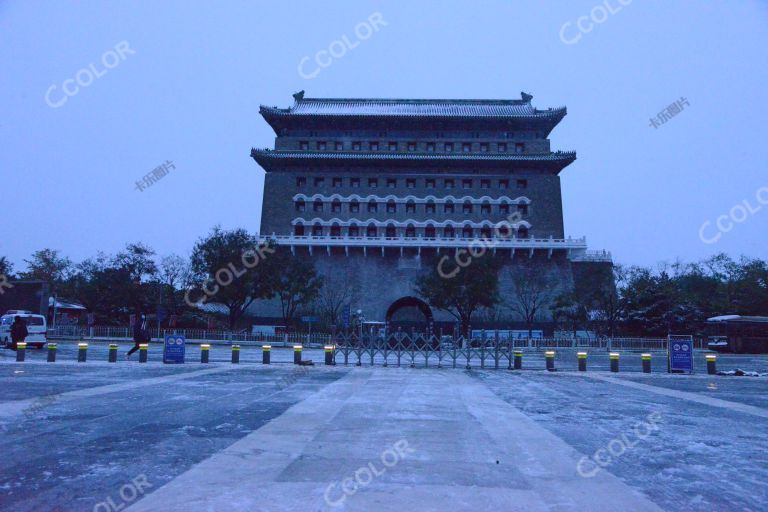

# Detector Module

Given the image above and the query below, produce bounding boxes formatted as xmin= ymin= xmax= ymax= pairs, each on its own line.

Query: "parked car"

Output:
xmin=1 ymin=312 xmax=48 ymax=349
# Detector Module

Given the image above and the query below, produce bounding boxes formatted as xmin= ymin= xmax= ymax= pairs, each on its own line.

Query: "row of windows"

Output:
xmin=296 ymin=176 xmax=528 ymax=190
xmin=296 ymin=200 xmax=528 ymax=215
xmin=298 ymin=140 xmax=525 ymax=153
xmin=294 ymin=130 xmax=537 ymax=139
xmin=294 ymin=224 xmax=530 ymax=239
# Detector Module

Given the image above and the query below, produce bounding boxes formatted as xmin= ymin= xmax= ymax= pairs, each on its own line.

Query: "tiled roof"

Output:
xmin=260 ymin=93 xmax=566 ymax=119
xmin=250 ymin=149 xmax=576 ymax=162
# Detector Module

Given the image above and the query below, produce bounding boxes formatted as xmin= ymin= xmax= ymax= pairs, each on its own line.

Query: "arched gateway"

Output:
xmin=386 ymin=296 xmax=433 ymax=332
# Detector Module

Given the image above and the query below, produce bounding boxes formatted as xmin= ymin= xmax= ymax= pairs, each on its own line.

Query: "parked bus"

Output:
xmin=705 ymin=315 xmax=768 ymax=353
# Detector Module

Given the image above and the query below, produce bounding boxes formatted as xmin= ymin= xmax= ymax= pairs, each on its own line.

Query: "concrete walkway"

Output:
xmin=126 ymin=368 xmax=662 ymax=511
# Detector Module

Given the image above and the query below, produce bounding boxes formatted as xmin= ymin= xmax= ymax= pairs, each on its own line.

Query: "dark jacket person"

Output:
xmin=10 ymin=316 xmax=28 ymax=350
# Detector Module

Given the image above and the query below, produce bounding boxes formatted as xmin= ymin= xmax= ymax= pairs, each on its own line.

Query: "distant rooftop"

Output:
xmin=260 ymin=91 xmax=566 ymax=120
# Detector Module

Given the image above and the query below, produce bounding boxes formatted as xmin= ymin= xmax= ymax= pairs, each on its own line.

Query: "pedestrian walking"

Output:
xmin=127 ymin=315 xmax=149 ymax=358
xmin=10 ymin=316 xmax=28 ymax=351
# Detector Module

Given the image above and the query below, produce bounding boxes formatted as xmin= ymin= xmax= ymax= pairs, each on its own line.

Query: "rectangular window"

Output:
xmin=499 ymin=179 xmax=509 ymax=189
xmin=445 ymin=179 xmax=454 ymax=189
xmin=332 ymin=177 xmax=342 ymax=187
xmin=352 ymin=141 xmax=361 ymax=151
xmin=499 ymin=203 xmax=510 ymax=214
xmin=426 ymin=178 xmax=435 ymax=189
xmin=389 ymin=142 xmax=397 ymax=151
xmin=517 ymin=204 xmax=529 ymax=215
xmin=426 ymin=203 xmax=436 ymax=214
xmin=350 ymin=202 xmax=360 ymax=213
xmin=317 ymin=141 xmax=327 ymax=150
xmin=517 ymin=179 xmax=528 ymax=189
xmin=313 ymin=202 xmax=323 ymax=212
xmin=335 ymin=141 xmax=344 ymax=151
xmin=370 ymin=141 xmax=379 ymax=151
xmin=300 ymin=141 xmax=309 ymax=150
xmin=296 ymin=177 xmax=306 ymax=187
xmin=480 ymin=179 xmax=490 ymax=189
xmin=406 ymin=203 xmax=416 ymax=214
xmin=406 ymin=178 xmax=416 ymax=188
xmin=295 ymin=201 xmax=305 ymax=212
xmin=462 ymin=143 xmax=471 ymax=153
xmin=426 ymin=142 xmax=435 ymax=152
xmin=369 ymin=178 xmax=378 ymax=188
xmin=387 ymin=203 xmax=396 ymax=213
xmin=463 ymin=203 xmax=473 ymax=214
xmin=368 ymin=202 xmax=377 ymax=213
xmin=387 ymin=178 xmax=397 ymax=188
xmin=481 ymin=204 xmax=491 ymax=215
xmin=444 ymin=203 xmax=455 ymax=213
xmin=408 ymin=142 xmax=416 ymax=151
xmin=314 ymin=177 xmax=324 ymax=187
xmin=462 ymin=179 xmax=472 ymax=189
xmin=332 ymin=202 xmax=341 ymax=213
xmin=515 ymin=143 xmax=525 ymax=153
xmin=480 ymin=143 xmax=489 ymax=152
xmin=351 ymin=178 xmax=360 ymax=188
xmin=498 ymin=143 xmax=507 ymax=152
xmin=445 ymin=142 xmax=454 ymax=152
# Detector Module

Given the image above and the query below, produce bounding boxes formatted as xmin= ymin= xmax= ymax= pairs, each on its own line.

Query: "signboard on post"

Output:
xmin=668 ymin=335 xmax=694 ymax=373
xmin=163 ymin=335 xmax=186 ymax=364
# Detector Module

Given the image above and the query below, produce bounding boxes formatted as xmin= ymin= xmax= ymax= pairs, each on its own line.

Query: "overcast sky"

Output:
xmin=2 ymin=0 xmax=767 ymax=270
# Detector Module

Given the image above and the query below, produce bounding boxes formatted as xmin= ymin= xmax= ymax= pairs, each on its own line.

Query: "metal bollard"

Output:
xmin=642 ymin=353 xmax=651 ymax=373
xmin=545 ymin=350 xmax=556 ymax=371
xmin=513 ymin=350 xmax=523 ymax=370
xmin=293 ymin=345 xmax=302 ymax=365
xmin=47 ymin=343 xmax=57 ymax=362
xmin=108 ymin=344 xmax=118 ymax=363
xmin=77 ymin=342 xmax=88 ymax=362
xmin=262 ymin=345 xmax=271 ymax=364
xmin=577 ymin=351 xmax=587 ymax=371
xmin=139 ymin=344 xmax=148 ymax=363
xmin=324 ymin=345 xmax=334 ymax=365
xmin=200 ymin=344 xmax=210 ymax=363
xmin=16 ymin=342 xmax=26 ymax=362
xmin=610 ymin=352 xmax=620 ymax=373
xmin=231 ymin=344 xmax=240 ymax=364
xmin=706 ymin=353 xmax=717 ymax=375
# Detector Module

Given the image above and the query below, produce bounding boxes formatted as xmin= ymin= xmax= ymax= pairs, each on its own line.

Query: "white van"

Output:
xmin=1 ymin=312 xmax=48 ymax=349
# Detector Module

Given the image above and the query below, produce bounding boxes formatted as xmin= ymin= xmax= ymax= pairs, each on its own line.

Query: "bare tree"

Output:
xmin=504 ymin=261 xmax=558 ymax=337
xmin=316 ymin=268 xmax=358 ymax=329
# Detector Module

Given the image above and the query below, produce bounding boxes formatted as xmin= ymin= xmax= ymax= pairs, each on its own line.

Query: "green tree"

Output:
xmin=504 ymin=260 xmax=557 ymax=337
xmin=263 ymin=248 xmax=324 ymax=328
xmin=19 ymin=249 xmax=72 ymax=286
xmin=0 ymin=256 xmax=14 ymax=278
xmin=416 ymin=254 xmax=501 ymax=335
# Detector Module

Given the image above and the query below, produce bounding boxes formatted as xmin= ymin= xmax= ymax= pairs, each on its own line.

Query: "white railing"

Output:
xmin=260 ymin=234 xmax=589 ymax=250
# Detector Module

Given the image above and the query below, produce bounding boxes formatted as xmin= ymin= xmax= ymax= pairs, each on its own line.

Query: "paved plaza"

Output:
xmin=0 ymin=344 xmax=766 ymax=511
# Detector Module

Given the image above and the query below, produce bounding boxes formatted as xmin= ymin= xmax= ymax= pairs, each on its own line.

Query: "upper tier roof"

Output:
xmin=259 ymin=91 xmax=567 ymax=134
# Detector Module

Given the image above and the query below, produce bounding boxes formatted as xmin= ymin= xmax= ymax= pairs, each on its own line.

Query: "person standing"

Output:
xmin=127 ymin=315 xmax=148 ymax=358
xmin=10 ymin=316 xmax=28 ymax=351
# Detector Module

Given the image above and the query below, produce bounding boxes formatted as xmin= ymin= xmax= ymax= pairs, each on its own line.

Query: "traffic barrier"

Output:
xmin=108 ymin=344 xmax=118 ymax=363
xmin=577 ymin=351 xmax=587 ymax=371
xmin=262 ymin=345 xmax=271 ymax=364
xmin=78 ymin=342 xmax=88 ymax=362
xmin=610 ymin=352 xmax=620 ymax=373
xmin=324 ymin=345 xmax=334 ymax=365
xmin=200 ymin=343 xmax=210 ymax=364
xmin=231 ymin=344 xmax=240 ymax=364
xmin=16 ymin=342 xmax=26 ymax=362
xmin=642 ymin=353 xmax=651 ymax=373
xmin=513 ymin=350 xmax=522 ymax=370
xmin=47 ymin=343 xmax=57 ymax=362
xmin=545 ymin=350 xmax=555 ymax=371
xmin=706 ymin=353 xmax=717 ymax=375
xmin=293 ymin=345 xmax=302 ymax=365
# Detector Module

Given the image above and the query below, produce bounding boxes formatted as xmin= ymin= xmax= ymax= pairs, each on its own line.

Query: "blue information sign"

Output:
xmin=163 ymin=335 xmax=186 ymax=364
xmin=668 ymin=338 xmax=694 ymax=373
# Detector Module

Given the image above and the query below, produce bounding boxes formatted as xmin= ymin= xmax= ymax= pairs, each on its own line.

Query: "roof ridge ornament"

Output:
xmin=521 ymin=91 xmax=533 ymax=103
xmin=293 ymin=90 xmax=305 ymax=102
